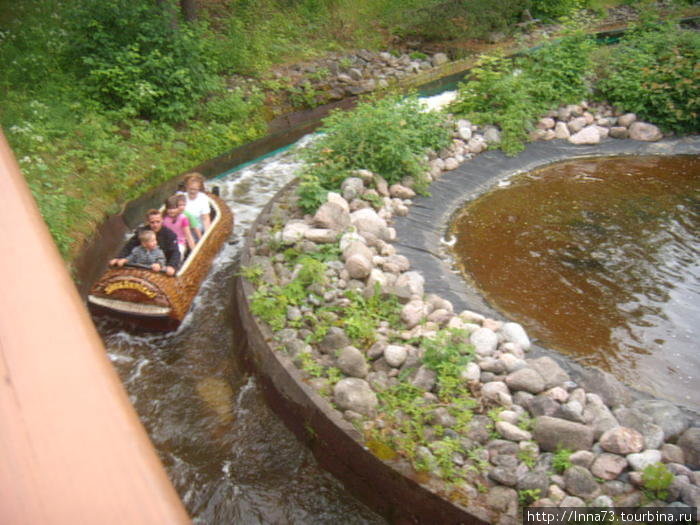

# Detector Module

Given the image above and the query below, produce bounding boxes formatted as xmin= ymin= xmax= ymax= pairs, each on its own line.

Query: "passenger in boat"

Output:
xmin=109 ymin=209 xmax=180 ymax=276
xmin=180 ymin=172 xmax=211 ymax=241
xmin=163 ymin=195 xmax=196 ymax=260
xmin=124 ymin=229 xmax=166 ymax=272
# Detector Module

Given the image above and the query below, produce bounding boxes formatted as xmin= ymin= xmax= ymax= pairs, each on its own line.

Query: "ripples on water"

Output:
xmin=451 ymin=155 xmax=700 ymax=408
xmin=95 ymin=140 xmax=385 ymax=524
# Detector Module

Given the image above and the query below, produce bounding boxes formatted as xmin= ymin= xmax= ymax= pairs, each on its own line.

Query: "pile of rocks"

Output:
xmin=243 ymin=110 xmax=698 ymax=523
xmin=531 ymin=101 xmax=663 ymax=144
xmin=270 ymin=49 xmax=450 ymax=100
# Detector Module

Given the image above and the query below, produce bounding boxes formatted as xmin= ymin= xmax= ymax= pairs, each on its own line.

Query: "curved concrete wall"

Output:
xmin=0 ymin=132 xmax=190 ymax=524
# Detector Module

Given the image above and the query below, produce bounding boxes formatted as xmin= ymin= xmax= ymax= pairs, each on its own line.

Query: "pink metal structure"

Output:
xmin=0 ymin=131 xmax=190 ymax=524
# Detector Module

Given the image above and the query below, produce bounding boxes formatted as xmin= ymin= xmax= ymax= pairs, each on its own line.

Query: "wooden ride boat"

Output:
xmin=88 ymin=192 xmax=233 ymax=330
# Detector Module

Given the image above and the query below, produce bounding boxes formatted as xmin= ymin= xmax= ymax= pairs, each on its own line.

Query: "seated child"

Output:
xmin=126 ymin=229 xmax=166 ymax=272
xmin=163 ymin=195 xmax=196 ymax=259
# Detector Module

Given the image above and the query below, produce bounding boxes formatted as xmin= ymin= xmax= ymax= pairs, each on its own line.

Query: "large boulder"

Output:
xmin=533 ymin=416 xmax=594 ymax=452
xmin=678 ymin=427 xmax=700 ymax=469
xmin=333 ymin=378 xmax=378 ymax=416
xmin=629 ymin=122 xmax=662 ymax=141
xmin=630 ymin=399 xmax=689 ymax=440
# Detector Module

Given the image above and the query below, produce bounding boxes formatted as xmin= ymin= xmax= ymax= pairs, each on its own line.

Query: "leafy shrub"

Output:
xmin=552 ymin=447 xmax=573 ymax=473
xmin=594 ymin=15 xmax=699 ymax=134
xmin=381 ymin=0 xmax=530 ymax=41
xmin=63 ymin=0 xmax=218 ymax=122
xmin=450 ymin=30 xmax=596 ymax=154
xmin=531 ymin=0 xmax=583 ymax=21
xmin=297 ymin=94 xmax=452 ymax=213
xmin=642 ymin=462 xmax=674 ymax=501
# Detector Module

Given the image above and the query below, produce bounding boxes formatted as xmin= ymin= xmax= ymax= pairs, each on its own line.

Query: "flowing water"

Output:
xmin=451 ymin=155 xmax=700 ymax=408
xmin=94 ymin=140 xmax=385 ymax=524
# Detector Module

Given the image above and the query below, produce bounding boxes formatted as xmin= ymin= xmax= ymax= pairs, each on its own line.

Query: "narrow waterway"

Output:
xmin=94 ymin=141 xmax=386 ymax=524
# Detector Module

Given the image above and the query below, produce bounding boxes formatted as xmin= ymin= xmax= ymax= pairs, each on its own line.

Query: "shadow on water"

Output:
xmin=94 ymin=144 xmax=385 ymax=524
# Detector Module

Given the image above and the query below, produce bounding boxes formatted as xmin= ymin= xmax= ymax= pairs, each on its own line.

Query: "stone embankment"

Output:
xmin=240 ymin=103 xmax=700 ymax=524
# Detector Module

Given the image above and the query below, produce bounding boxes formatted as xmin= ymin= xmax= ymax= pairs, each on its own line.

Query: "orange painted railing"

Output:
xmin=0 ymin=131 xmax=190 ymax=524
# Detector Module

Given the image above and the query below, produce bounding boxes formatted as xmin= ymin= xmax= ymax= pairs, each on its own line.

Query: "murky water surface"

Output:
xmin=95 ymin=140 xmax=385 ymax=524
xmin=451 ymin=155 xmax=700 ymax=408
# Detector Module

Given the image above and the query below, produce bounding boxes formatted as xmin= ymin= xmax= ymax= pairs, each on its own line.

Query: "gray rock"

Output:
xmin=313 ymin=200 xmax=350 ymax=231
xmin=617 ymin=113 xmax=637 ymax=127
xmin=527 ymin=357 xmax=570 ymax=389
xmin=599 ymin=427 xmax=644 ymax=455
xmin=564 ymin=466 xmax=600 ymax=499
xmin=486 ymin=486 xmax=519 ymax=514
xmin=681 ymin=483 xmax=700 ymax=508
xmin=411 ymin=365 xmax=437 ymax=391
xmin=383 ymin=344 xmax=408 ymax=368
xmin=533 ymin=416 xmax=594 ymax=452
xmin=591 ymin=453 xmax=628 ymax=480
xmin=630 ymin=399 xmax=689 ymax=440
xmin=471 ymin=327 xmax=499 ymax=355
xmin=496 ymin=421 xmax=532 ymax=442
xmin=393 ymin=271 xmax=424 ymax=301
xmin=341 ymin=177 xmax=364 ymax=201
xmin=629 ymin=121 xmax=662 ymax=141
xmin=591 ymin=495 xmax=614 ymax=508
xmin=483 ymin=126 xmax=501 ymax=144
xmin=626 ymin=449 xmax=662 ymax=471
xmin=501 ymin=322 xmax=531 ymax=350
xmin=609 ymin=126 xmax=629 ymax=139
xmin=678 ymin=428 xmax=700 ymax=469
xmin=578 ymin=368 xmax=631 ymax=408
xmin=319 ymin=326 xmax=350 ymax=353
xmin=482 ymin=381 xmax=513 ymax=407
xmin=505 ymin=367 xmax=545 ymax=394
xmin=569 ymin=125 xmax=601 ymax=145
xmin=559 ymin=495 xmax=585 ymax=507
xmin=400 ymin=299 xmax=428 ymax=329
xmin=661 ymin=443 xmax=685 ymax=465
xmin=336 ymin=346 xmax=368 ymax=378
xmin=614 ymin=407 xmax=664 ymax=449
xmin=333 ymin=378 xmax=378 ymax=416
xmin=518 ymin=471 xmax=550 ymax=495
xmin=281 ymin=220 xmax=311 ymax=244
xmin=554 ymin=121 xmax=571 ymax=139
xmin=569 ymin=450 xmax=596 ymax=469
xmin=388 ymin=183 xmax=415 ymax=199
xmin=429 ymin=407 xmax=456 ymax=427
xmin=529 ymin=394 xmax=561 ymax=417
xmin=489 ymin=466 xmax=518 ymax=487
xmin=567 ymin=116 xmax=588 ymax=133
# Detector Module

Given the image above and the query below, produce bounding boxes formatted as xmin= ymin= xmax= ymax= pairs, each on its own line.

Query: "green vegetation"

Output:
xmin=641 ymin=462 xmax=674 ymax=501
xmin=450 ymin=29 xmax=596 ymax=154
xmin=552 ymin=447 xmax=574 ymax=473
xmin=450 ymin=8 xmax=699 ymax=154
xmin=595 ymin=13 xmax=700 ymax=133
xmin=297 ymin=94 xmax=453 ymax=214
xmin=2 ymin=0 xmax=696 ymax=263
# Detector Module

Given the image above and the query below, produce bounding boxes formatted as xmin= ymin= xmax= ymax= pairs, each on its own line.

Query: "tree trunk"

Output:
xmin=180 ymin=0 xmax=197 ymax=22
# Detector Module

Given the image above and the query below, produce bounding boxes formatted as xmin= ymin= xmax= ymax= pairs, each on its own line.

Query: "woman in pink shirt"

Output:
xmin=163 ymin=195 xmax=196 ymax=259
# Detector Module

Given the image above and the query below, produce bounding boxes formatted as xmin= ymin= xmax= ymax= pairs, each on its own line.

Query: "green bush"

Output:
xmin=379 ymin=0 xmax=530 ymax=41
xmin=63 ymin=0 xmax=218 ymax=122
xmin=594 ymin=15 xmax=699 ymax=134
xmin=531 ymin=0 xmax=583 ymax=21
xmin=297 ymin=94 xmax=452 ymax=213
xmin=450 ymin=30 xmax=595 ymax=154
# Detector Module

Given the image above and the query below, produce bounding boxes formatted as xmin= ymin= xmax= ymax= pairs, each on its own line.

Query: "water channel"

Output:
xmin=94 ymin=140 xmax=386 ymax=524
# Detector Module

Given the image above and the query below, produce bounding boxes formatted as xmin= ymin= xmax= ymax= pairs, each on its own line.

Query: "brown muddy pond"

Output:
xmin=451 ymin=155 xmax=700 ymax=408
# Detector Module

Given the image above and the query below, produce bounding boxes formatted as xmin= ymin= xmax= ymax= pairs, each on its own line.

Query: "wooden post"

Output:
xmin=0 ymin=130 xmax=191 ymax=524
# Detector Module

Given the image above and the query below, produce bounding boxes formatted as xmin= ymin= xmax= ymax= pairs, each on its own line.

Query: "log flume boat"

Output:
xmin=88 ymin=192 xmax=233 ymax=330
